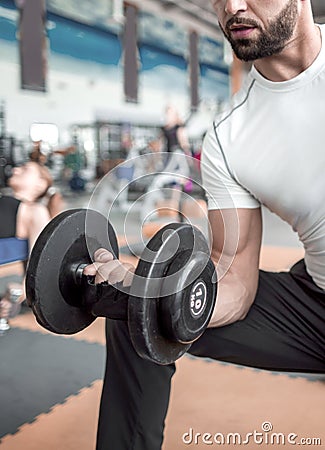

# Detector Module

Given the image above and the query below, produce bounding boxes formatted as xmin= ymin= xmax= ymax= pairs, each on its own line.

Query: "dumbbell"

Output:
xmin=0 ymin=285 xmax=23 ymax=332
xmin=26 ymin=209 xmax=217 ymax=365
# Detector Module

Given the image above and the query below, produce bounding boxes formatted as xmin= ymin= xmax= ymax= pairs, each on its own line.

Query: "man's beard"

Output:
xmin=220 ymin=0 xmax=298 ymax=62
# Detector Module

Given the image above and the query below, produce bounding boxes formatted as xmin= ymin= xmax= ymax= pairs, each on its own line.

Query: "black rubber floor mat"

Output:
xmin=0 ymin=327 xmax=105 ymax=438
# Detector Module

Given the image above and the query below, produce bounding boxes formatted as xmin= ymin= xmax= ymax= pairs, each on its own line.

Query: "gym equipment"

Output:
xmin=26 ymin=209 xmax=217 ymax=365
xmin=69 ymin=171 xmax=86 ymax=191
xmin=0 ymin=237 xmax=29 ymax=265
xmin=0 ymin=285 xmax=23 ymax=333
xmin=0 ymin=318 xmax=10 ymax=332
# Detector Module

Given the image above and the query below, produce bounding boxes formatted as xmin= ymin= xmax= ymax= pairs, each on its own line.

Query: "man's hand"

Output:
xmin=83 ymin=249 xmax=135 ymax=287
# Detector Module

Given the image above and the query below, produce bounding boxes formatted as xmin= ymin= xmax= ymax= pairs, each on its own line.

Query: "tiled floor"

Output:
xmin=1 ymin=187 xmax=324 ymax=450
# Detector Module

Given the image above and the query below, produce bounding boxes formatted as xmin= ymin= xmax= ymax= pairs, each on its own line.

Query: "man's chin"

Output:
xmin=233 ymin=52 xmax=258 ymax=62
xmin=231 ymin=46 xmax=257 ymax=62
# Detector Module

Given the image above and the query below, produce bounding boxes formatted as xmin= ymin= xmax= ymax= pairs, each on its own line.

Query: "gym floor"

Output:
xmin=0 ymin=188 xmax=324 ymax=449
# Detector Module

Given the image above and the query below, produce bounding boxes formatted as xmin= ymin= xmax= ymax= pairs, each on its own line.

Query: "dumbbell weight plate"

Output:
xmin=26 ymin=209 xmax=119 ymax=334
xmin=160 ymin=253 xmax=217 ymax=344
xmin=128 ymin=223 xmax=216 ymax=365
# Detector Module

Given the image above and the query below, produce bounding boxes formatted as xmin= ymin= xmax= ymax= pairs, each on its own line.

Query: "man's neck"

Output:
xmin=253 ymin=23 xmax=322 ymax=82
xmin=14 ymin=190 xmax=36 ymax=203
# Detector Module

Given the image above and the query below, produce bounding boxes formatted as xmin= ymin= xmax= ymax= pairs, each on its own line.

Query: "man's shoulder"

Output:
xmin=19 ymin=201 xmax=48 ymax=220
xmin=213 ymin=74 xmax=256 ymax=129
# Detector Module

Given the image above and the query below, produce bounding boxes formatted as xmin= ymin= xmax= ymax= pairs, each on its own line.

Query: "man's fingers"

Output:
xmin=83 ymin=249 xmax=136 ymax=287
xmin=123 ymin=266 xmax=136 ymax=287
xmin=93 ymin=248 xmax=114 ymax=263
xmin=83 ymin=249 xmax=114 ymax=277
xmin=107 ymin=263 xmax=135 ymax=286
xmin=83 ymin=262 xmax=106 ymax=277
xmin=95 ymin=260 xmax=131 ymax=285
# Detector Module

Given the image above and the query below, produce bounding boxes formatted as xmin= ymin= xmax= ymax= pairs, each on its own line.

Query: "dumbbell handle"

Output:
xmin=70 ymin=263 xmax=130 ymax=320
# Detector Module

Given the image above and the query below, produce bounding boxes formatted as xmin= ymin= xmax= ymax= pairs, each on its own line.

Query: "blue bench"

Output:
xmin=0 ymin=237 xmax=29 ymax=266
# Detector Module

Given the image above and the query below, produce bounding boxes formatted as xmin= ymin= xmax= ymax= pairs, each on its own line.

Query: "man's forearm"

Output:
xmin=208 ymin=267 xmax=259 ymax=328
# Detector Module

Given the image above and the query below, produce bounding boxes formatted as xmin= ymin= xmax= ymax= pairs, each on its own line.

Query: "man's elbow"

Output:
xmin=234 ymin=285 xmax=257 ymax=321
xmin=236 ymin=302 xmax=252 ymax=321
xmin=208 ymin=285 xmax=257 ymax=328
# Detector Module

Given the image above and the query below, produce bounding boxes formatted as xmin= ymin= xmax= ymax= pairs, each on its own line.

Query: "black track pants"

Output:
xmin=96 ymin=260 xmax=325 ymax=450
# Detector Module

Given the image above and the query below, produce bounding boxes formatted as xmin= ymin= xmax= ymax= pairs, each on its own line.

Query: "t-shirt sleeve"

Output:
xmin=201 ymin=126 xmax=260 ymax=210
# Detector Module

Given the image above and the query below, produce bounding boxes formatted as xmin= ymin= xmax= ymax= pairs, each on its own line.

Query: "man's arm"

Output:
xmin=17 ymin=202 xmax=51 ymax=250
xmin=176 ymin=126 xmax=190 ymax=155
xmin=208 ymin=207 xmax=262 ymax=328
xmin=84 ymin=207 xmax=262 ymax=327
xmin=1 ymin=202 xmax=51 ymax=317
xmin=13 ymin=203 xmax=51 ymax=304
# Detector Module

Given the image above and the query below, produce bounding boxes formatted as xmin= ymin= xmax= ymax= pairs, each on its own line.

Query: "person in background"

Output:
xmin=139 ymin=106 xmax=192 ymax=222
xmin=161 ymin=104 xmax=190 ymax=158
xmin=0 ymin=161 xmax=64 ymax=330
xmin=29 ymin=140 xmax=48 ymax=166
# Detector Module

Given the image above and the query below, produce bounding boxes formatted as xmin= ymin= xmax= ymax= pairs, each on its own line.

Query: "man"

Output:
xmin=85 ymin=1 xmax=325 ymax=448
xmin=0 ymin=162 xmax=63 ymax=328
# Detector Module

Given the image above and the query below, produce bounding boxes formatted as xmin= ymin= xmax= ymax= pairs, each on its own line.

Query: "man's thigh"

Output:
xmin=189 ymin=261 xmax=325 ymax=373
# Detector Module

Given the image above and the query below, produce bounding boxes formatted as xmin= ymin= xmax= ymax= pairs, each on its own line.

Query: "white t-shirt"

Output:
xmin=202 ymin=24 xmax=325 ymax=290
